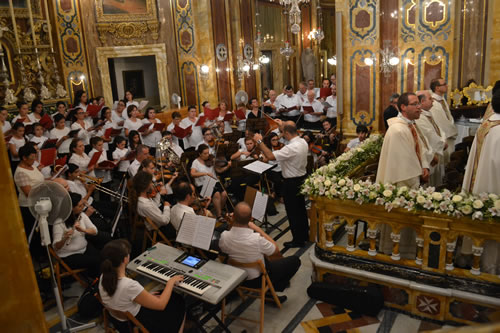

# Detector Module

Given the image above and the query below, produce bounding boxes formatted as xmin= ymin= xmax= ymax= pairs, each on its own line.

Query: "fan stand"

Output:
xmin=38 ymin=215 xmax=96 ymax=332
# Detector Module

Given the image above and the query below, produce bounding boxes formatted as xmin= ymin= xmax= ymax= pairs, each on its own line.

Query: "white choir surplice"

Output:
xmin=415 ymin=110 xmax=447 ymax=187
xmin=430 ymin=93 xmax=457 ymax=163
xmin=461 ymin=112 xmax=500 ymax=274
xmin=376 ymin=117 xmax=429 ymax=188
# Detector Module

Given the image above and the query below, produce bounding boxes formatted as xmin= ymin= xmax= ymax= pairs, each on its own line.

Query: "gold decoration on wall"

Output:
xmin=95 ymin=0 xmax=159 ymax=43
xmin=450 ymin=88 xmax=463 ymax=108
xmin=95 ymin=44 xmax=170 ymax=109
xmin=0 ymin=0 xmax=42 ymax=19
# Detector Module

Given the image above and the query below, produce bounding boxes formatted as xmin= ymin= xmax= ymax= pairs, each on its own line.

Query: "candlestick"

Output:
xmin=26 ymin=0 xmax=38 ymax=49
xmin=43 ymin=1 xmax=53 ymax=50
xmin=8 ymin=0 xmax=21 ymax=52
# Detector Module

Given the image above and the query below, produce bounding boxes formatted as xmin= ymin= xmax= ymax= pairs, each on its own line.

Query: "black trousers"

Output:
xmin=283 ymin=176 xmax=309 ymax=243
xmin=62 ymin=242 xmax=101 ymax=278
xmin=110 ymin=292 xmax=185 ymax=333
xmin=243 ymin=256 xmax=301 ymax=292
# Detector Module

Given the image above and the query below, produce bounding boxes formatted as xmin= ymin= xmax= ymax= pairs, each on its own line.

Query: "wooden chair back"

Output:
xmin=221 ymin=258 xmax=282 ymax=333
xmin=49 ymin=246 xmax=88 ymax=301
xmin=95 ymin=293 xmax=149 ymax=333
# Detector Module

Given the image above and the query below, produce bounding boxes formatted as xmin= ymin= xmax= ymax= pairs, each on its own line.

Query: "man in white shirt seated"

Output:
xmin=345 ymin=125 xmax=368 ymax=152
xmin=277 ymin=85 xmax=302 ymax=123
xmin=324 ymin=84 xmax=337 ymax=127
xmin=219 ymin=202 xmax=301 ymax=298
xmin=170 ymin=181 xmax=196 ymax=231
xmin=302 ymin=90 xmax=324 ymax=130
xmin=128 ymin=144 xmax=150 ymax=177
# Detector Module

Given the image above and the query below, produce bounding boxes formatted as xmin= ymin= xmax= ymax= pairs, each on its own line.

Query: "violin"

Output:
xmin=208 ymin=139 xmax=216 ymax=147
xmin=309 ymin=142 xmax=329 ymax=155
xmin=147 ymin=182 xmax=163 ymax=199
xmin=272 ymin=142 xmax=284 ymax=151
xmin=205 ymin=154 xmax=215 ymax=167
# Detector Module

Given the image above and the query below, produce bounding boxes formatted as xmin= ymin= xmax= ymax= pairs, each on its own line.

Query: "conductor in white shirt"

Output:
xmin=254 ymin=120 xmax=309 ymax=247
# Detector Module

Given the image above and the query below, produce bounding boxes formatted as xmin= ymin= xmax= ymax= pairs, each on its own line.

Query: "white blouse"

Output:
xmin=191 ymin=158 xmax=215 ymax=187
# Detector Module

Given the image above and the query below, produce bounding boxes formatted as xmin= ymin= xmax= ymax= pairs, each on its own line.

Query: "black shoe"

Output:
xmin=265 ymin=295 xmax=287 ymax=306
xmin=283 ymin=241 xmax=305 ymax=248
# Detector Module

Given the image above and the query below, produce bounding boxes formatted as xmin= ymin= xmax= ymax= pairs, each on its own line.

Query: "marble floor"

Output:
xmin=46 ymin=203 xmax=460 ymax=333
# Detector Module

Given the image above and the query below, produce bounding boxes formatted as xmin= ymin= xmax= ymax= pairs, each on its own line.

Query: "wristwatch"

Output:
xmin=257 ymin=139 xmax=263 ymax=145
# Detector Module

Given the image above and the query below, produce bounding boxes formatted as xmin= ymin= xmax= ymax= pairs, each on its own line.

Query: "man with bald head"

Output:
xmin=415 ymin=90 xmax=447 ymax=186
xmin=254 ymin=120 xmax=309 ymax=247
xmin=302 ymin=89 xmax=324 ymax=130
xmin=264 ymin=89 xmax=279 ymax=118
xmin=219 ymin=202 xmax=301 ymax=296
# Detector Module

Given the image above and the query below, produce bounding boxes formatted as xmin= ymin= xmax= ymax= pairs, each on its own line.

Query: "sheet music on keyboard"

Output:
xmin=176 ymin=213 xmax=216 ymax=250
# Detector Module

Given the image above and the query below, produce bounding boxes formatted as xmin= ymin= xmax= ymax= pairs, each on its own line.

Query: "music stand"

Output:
xmin=246 ymin=118 xmax=267 ymax=133
xmin=242 ymin=161 xmax=281 ymax=232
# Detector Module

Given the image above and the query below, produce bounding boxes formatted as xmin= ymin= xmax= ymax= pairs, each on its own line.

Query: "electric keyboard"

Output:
xmin=127 ymin=243 xmax=247 ymax=304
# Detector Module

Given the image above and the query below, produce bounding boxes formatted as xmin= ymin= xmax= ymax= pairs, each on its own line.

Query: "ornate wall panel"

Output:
xmin=240 ymin=0 xmax=257 ymax=100
xmin=398 ymin=0 xmax=455 ymax=94
xmin=54 ymin=0 xmax=90 ymax=101
xmin=211 ymin=0 xmax=232 ymax=106
xmin=456 ymin=0 xmax=489 ymax=87
xmin=173 ymin=0 xmax=218 ymax=109
xmin=488 ymin=1 xmax=500 ymax=84
xmin=341 ymin=0 xmax=379 ymax=133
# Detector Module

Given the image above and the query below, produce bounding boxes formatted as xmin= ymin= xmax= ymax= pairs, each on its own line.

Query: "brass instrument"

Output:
xmin=77 ymin=174 xmax=129 ymax=203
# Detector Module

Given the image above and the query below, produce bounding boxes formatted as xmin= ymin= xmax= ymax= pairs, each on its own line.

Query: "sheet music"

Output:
xmin=200 ymin=176 xmax=217 ymax=198
xmin=252 ymin=191 xmax=268 ymax=222
xmin=322 ymin=101 xmax=332 ymax=108
xmin=138 ymin=100 xmax=149 ymax=110
xmin=243 ymin=160 xmax=275 ymax=174
xmin=176 ymin=213 xmax=216 ymax=251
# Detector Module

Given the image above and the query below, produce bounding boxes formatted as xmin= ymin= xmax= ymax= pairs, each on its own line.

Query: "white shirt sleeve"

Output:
xmin=273 ymin=144 xmax=293 ymax=162
xmin=258 ymin=235 xmax=276 ymax=256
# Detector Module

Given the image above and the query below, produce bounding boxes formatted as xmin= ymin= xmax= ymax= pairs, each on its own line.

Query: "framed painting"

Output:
xmin=95 ymin=0 xmax=157 ymax=23
xmin=0 ymin=0 xmax=42 ymax=18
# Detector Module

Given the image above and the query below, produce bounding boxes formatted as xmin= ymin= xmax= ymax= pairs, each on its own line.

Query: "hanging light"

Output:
xmin=259 ymin=54 xmax=270 ymax=64
xmin=278 ymin=0 xmax=310 ymax=35
xmin=363 ymin=57 xmax=374 ymax=66
xmin=327 ymin=56 xmax=337 ymax=66
xmin=280 ymin=41 xmax=294 ymax=61
xmin=200 ymin=64 xmax=210 ymax=74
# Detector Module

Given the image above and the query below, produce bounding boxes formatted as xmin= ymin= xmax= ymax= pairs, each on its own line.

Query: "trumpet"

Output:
xmin=77 ymin=175 xmax=129 ymax=203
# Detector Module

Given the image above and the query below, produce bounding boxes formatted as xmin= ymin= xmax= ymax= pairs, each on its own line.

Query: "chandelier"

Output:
xmin=277 ymin=0 xmax=310 ymax=34
xmin=280 ymin=41 xmax=294 ymax=60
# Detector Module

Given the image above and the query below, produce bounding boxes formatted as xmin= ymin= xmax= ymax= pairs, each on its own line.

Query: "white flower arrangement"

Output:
xmin=302 ymin=134 xmax=500 ymax=221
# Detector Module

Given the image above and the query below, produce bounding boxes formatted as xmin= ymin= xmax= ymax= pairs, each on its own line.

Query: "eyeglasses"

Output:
xmin=437 ymin=82 xmax=447 ymax=87
xmin=77 ymin=112 xmax=85 ymax=115
xmin=408 ymin=102 xmax=421 ymax=106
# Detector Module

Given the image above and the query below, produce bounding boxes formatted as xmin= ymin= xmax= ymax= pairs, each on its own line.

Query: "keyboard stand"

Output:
xmin=188 ymin=299 xmax=231 ymax=333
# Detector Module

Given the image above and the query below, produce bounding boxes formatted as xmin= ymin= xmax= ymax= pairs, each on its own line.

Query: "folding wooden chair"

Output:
xmin=95 ymin=293 xmax=149 ymax=333
xmin=49 ymin=246 xmax=88 ymax=301
xmin=142 ymin=216 xmax=173 ymax=250
xmin=221 ymin=259 xmax=282 ymax=333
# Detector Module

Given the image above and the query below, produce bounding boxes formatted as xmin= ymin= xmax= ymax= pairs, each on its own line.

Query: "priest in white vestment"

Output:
xmin=461 ymin=91 xmax=500 ymax=274
xmin=377 ymin=92 xmax=431 ymax=258
xmin=429 ymin=78 xmax=457 ymax=164
xmin=416 ymin=90 xmax=447 ymax=187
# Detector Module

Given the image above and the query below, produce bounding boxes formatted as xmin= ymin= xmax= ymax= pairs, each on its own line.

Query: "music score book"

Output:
xmin=203 ymin=107 xmax=220 ymax=120
xmin=88 ymin=151 xmax=103 ymax=168
xmin=243 ymin=160 xmax=276 ymax=174
xmin=252 ymin=191 xmax=268 ymax=222
xmin=302 ymin=106 xmax=314 ymax=114
xmin=40 ymin=148 xmax=57 ymax=166
xmin=176 ymin=213 xmax=216 ymax=251
xmin=234 ymin=108 xmax=247 ymax=120
xmin=200 ymin=176 xmax=217 ymax=198
xmin=86 ymin=104 xmax=103 ymax=118
xmin=320 ymin=87 xmax=332 ymax=99
xmin=138 ymin=100 xmax=149 ymax=111
xmin=222 ymin=112 xmax=234 ymax=122
xmin=173 ymin=125 xmax=192 ymax=138
xmin=195 ymin=115 xmax=207 ymax=127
